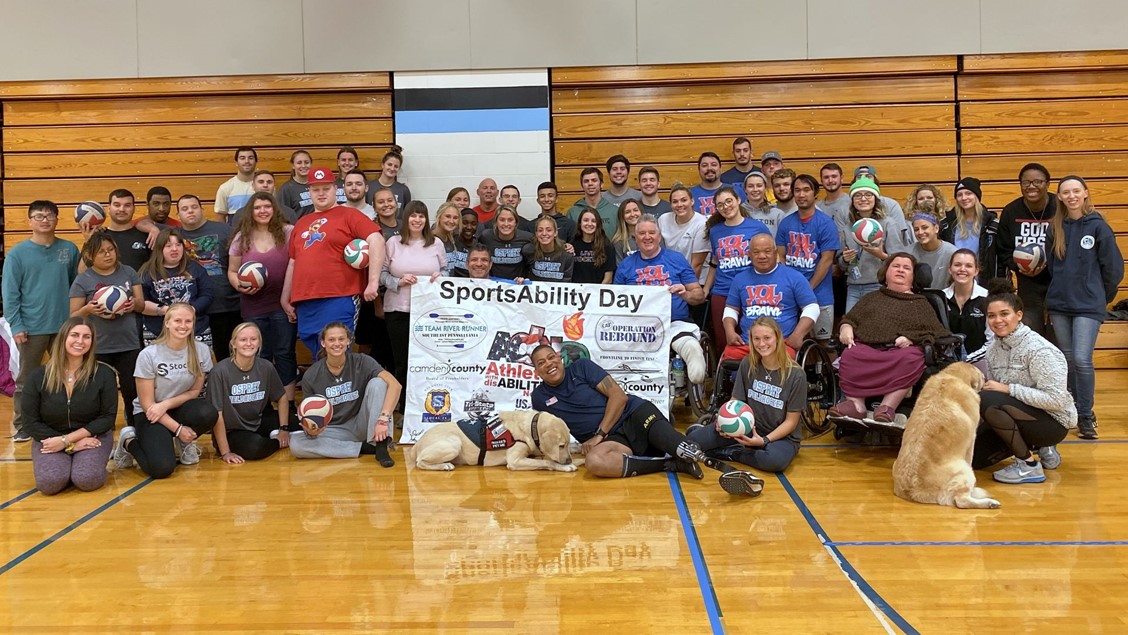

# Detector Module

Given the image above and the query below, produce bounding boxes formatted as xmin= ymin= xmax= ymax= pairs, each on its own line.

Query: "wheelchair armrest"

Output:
xmin=923 ymin=334 xmax=965 ymax=366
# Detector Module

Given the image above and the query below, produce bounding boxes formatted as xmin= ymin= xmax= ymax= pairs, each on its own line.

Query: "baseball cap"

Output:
xmin=761 ymin=151 xmax=783 ymax=163
xmin=308 ymin=167 xmax=335 ymax=185
xmin=853 ymin=165 xmax=877 ymax=179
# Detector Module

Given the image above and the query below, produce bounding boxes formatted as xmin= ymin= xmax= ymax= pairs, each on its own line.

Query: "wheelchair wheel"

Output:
xmin=685 ymin=331 xmax=716 ymax=418
xmin=797 ymin=341 xmax=836 ymax=438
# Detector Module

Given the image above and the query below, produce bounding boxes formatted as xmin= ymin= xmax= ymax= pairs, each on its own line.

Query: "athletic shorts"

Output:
xmin=813 ymin=305 xmax=833 ymax=340
xmin=602 ymin=401 xmax=666 ymax=457
xmin=296 ymin=295 xmax=360 ymax=357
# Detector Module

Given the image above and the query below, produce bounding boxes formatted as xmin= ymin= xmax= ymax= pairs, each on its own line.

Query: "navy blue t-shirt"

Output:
xmin=531 ymin=359 xmax=644 ymax=442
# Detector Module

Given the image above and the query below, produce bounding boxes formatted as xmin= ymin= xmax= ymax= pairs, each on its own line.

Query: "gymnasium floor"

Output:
xmin=2 ymin=385 xmax=1126 ymax=634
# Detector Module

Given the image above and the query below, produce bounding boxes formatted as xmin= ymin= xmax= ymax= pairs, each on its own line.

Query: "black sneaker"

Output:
xmin=666 ymin=457 xmax=704 ymax=480
xmin=11 ymin=431 xmax=31 ymax=443
xmin=1078 ymin=416 xmax=1098 ymax=440
xmin=719 ymin=471 xmax=765 ymax=497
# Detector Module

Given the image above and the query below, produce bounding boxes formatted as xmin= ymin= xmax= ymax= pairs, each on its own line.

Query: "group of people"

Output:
xmin=2 ymin=138 xmax=1122 ymax=495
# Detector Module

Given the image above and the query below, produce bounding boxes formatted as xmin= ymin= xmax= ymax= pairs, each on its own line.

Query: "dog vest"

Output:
xmin=457 ymin=416 xmax=517 ymax=465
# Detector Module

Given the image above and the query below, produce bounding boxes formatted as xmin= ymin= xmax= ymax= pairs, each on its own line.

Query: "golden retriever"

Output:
xmin=893 ymin=362 xmax=1000 ymax=509
xmin=414 ymin=410 xmax=577 ymax=472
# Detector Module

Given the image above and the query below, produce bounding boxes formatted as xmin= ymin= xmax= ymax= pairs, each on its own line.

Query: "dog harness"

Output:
xmin=456 ymin=414 xmax=542 ymax=466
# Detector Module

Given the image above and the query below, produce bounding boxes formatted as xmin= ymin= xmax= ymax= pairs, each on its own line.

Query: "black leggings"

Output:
xmin=385 ymin=310 xmax=410 ymax=409
xmin=97 ymin=349 xmax=139 ymax=414
xmin=972 ymin=391 xmax=1068 ymax=469
xmin=223 ymin=407 xmax=298 ymax=461
xmin=128 ymin=399 xmax=219 ymax=479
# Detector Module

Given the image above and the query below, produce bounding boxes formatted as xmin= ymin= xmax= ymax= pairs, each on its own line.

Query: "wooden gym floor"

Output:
xmin=2 ymin=376 xmax=1126 ymax=634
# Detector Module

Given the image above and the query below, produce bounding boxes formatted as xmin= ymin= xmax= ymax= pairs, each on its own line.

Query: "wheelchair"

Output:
xmin=695 ymin=337 xmax=838 ymax=439
xmin=825 ymin=265 xmax=965 ymax=441
xmin=669 ymin=325 xmax=717 ymax=422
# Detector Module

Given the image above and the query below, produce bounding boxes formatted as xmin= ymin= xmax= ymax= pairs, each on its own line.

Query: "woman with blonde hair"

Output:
xmin=610 ymin=198 xmax=644 ymax=264
xmin=206 ymin=322 xmax=292 ymax=463
xmin=1045 ymin=175 xmax=1124 ymax=439
xmin=686 ymin=317 xmax=806 ymax=472
xmin=521 ymin=215 xmax=574 ymax=282
xmin=939 ymin=177 xmax=1001 ymax=282
xmin=23 ymin=317 xmax=118 ymax=494
xmin=112 ymin=303 xmax=218 ymax=478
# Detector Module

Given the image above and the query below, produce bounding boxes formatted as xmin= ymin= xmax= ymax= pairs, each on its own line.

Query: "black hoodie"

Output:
xmin=940 ymin=207 xmax=1002 ymax=282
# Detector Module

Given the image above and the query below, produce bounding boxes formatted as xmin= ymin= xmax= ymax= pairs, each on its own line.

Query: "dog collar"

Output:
xmin=530 ymin=412 xmax=542 ymax=453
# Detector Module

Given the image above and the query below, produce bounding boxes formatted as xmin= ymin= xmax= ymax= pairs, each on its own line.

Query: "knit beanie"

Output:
xmin=954 ymin=177 xmax=982 ymax=201
xmin=850 ymin=175 xmax=880 ymax=198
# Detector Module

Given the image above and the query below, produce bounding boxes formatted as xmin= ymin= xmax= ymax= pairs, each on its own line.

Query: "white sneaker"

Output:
xmin=177 ymin=439 xmax=201 ymax=465
xmin=269 ymin=429 xmax=281 ymax=440
xmin=113 ymin=426 xmax=136 ymax=469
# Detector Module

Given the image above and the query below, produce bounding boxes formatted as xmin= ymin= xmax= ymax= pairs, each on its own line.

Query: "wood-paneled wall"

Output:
xmin=1 ymin=72 xmax=393 ymax=251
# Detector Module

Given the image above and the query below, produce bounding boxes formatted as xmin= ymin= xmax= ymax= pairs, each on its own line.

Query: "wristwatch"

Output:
xmin=594 ymin=429 xmax=608 ymax=439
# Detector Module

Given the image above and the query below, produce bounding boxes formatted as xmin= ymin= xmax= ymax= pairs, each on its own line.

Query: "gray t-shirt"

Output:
xmin=366 ymin=180 xmax=412 ymax=211
xmin=179 ymin=221 xmax=239 ymax=314
xmin=207 ymin=357 xmax=285 ymax=432
xmin=301 ymin=352 xmax=384 ymax=426
xmin=603 ymin=188 xmax=641 ymax=208
xmin=911 ymin=240 xmax=959 ymax=290
xmin=731 ymin=358 xmax=807 ymax=444
xmin=69 ymin=265 xmax=142 ymax=354
xmin=819 ymin=196 xmax=851 ymax=224
xmin=744 ymin=204 xmax=787 ymax=241
xmin=641 ymin=199 xmax=673 ymax=218
xmin=132 ymin=341 xmax=214 ymax=414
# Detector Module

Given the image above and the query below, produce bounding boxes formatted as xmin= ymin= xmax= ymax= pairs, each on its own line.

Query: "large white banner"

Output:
xmin=401 ymin=279 xmax=672 ymax=444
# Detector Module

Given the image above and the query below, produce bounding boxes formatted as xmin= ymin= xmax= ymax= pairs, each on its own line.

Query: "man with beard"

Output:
xmin=143 ymin=186 xmax=179 ymax=227
xmin=770 ymin=168 xmax=798 ymax=215
xmin=603 ymin=154 xmax=641 ymax=208
xmin=819 ymin=163 xmax=850 ymax=223
xmin=342 ymin=169 xmax=376 ymax=220
xmin=691 ymin=152 xmax=744 ymax=216
xmin=775 ymin=175 xmax=840 ymax=345
xmin=721 ymin=137 xmax=757 ymax=186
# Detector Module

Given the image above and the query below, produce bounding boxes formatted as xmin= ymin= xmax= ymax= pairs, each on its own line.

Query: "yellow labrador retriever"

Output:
xmin=414 ymin=410 xmax=577 ymax=472
xmin=893 ymin=362 xmax=1001 ymax=509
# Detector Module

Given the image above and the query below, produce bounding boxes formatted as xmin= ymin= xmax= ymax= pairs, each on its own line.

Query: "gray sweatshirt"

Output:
xmin=836 ymin=214 xmax=909 ymax=286
xmin=985 ymin=323 xmax=1078 ymax=429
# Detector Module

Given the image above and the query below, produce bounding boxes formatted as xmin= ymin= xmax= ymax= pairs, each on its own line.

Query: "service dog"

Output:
xmin=892 ymin=362 xmax=1000 ymax=509
xmin=414 ymin=410 xmax=577 ymax=472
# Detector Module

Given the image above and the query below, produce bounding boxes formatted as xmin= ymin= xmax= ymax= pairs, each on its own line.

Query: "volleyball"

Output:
xmin=1013 ymin=243 xmax=1046 ymax=275
xmin=91 ymin=285 xmax=130 ymax=315
xmin=74 ymin=201 xmax=106 ymax=227
xmin=851 ymin=218 xmax=884 ymax=248
xmin=344 ymin=238 xmax=369 ymax=269
xmin=298 ymin=395 xmax=334 ymax=434
xmin=717 ymin=400 xmax=755 ymax=437
xmin=236 ymin=261 xmax=267 ymax=291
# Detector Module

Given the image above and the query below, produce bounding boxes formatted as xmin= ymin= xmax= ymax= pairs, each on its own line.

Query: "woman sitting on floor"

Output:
xmin=23 ymin=318 xmax=118 ymax=495
xmin=687 ymin=317 xmax=805 ymax=473
xmin=972 ymin=279 xmax=1076 ymax=484
xmin=831 ymin=252 xmax=949 ymax=424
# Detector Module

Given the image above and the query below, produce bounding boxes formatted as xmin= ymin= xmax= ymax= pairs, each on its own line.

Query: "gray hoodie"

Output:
xmin=985 ymin=323 xmax=1077 ymax=429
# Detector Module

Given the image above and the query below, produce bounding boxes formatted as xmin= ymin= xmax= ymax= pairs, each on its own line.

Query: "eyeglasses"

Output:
xmin=96 ymin=248 xmax=116 ymax=256
xmin=715 ymin=198 xmax=738 ymax=209
xmin=853 ymin=192 xmax=876 ymax=200
xmin=1020 ymin=180 xmax=1047 ymax=188
xmin=30 ymin=213 xmax=58 ymax=222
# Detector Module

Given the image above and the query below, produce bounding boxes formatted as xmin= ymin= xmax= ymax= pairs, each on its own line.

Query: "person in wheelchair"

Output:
xmin=614 ymin=214 xmax=708 ymax=385
xmin=722 ymin=233 xmax=819 ymax=359
xmin=687 ymin=317 xmax=806 ymax=473
xmin=831 ymin=252 xmax=950 ymax=424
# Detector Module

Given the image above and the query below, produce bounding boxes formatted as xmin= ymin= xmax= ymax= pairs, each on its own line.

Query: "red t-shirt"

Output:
xmin=288 ymin=206 xmax=381 ymax=303
xmin=473 ymin=204 xmax=497 ymax=225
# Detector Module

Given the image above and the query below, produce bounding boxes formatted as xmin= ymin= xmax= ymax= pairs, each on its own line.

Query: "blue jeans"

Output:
xmin=1048 ymin=313 xmax=1100 ymax=419
xmin=845 ymin=283 xmax=881 ymax=313
xmin=252 ymin=309 xmax=298 ymax=386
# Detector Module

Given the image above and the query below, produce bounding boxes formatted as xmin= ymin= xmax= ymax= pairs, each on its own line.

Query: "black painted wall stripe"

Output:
xmin=394 ymin=86 xmax=549 ymax=111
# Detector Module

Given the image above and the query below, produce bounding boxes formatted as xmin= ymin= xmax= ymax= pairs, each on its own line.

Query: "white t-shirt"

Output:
xmin=658 ymin=213 xmax=709 ymax=262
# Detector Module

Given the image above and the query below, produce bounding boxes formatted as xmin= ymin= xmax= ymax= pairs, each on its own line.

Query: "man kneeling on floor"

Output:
xmin=530 ymin=345 xmax=764 ymax=497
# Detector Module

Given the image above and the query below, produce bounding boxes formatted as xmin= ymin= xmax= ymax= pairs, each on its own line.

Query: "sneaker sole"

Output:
xmin=719 ymin=472 xmax=765 ymax=497
xmin=993 ymin=474 xmax=1046 ymax=484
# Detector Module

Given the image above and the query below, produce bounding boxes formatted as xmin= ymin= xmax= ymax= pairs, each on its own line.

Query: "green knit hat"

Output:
xmin=850 ymin=175 xmax=880 ymax=197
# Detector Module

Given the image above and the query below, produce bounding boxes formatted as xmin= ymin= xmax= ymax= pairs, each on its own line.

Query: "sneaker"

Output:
xmin=719 ymin=471 xmax=765 ymax=497
xmin=1077 ymin=416 xmax=1098 ymax=440
xmin=113 ymin=426 xmax=136 ymax=469
xmin=1039 ymin=445 xmax=1061 ymax=470
xmin=666 ymin=457 xmax=704 ymax=480
xmin=829 ymin=400 xmax=865 ymax=420
xmin=992 ymin=457 xmax=1046 ymax=484
xmin=269 ymin=429 xmax=281 ymax=441
xmin=11 ymin=431 xmax=31 ymax=443
xmin=177 ymin=439 xmax=201 ymax=465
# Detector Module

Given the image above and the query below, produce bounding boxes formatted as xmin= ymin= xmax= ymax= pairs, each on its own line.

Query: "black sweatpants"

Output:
xmin=129 ymin=399 xmax=219 ymax=479
xmin=224 ymin=407 xmax=298 ymax=461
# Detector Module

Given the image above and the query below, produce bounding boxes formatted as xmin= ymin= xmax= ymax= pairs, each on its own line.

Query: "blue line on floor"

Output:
xmin=0 ymin=478 xmax=153 ymax=576
xmin=0 ymin=458 xmax=33 ymax=462
xmin=778 ymin=473 xmax=917 ymax=635
xmin=0 ymin=488 xmax=37 ymax=511
xmin=667 ymin=472 xmax=724 ymax=635
xmin=831 ymin=540 xmax=1128 ymax=547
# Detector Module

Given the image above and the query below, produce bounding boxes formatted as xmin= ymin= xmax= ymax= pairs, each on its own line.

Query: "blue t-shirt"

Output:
xmin=690 ymin=184 xmax=746 ymax=216
xmin=708 ymin=218 xmax=770 ymax=297
xmin=775 ymin=210 xmax=840 ymax=305
xmin=531 ymin=359 xmax=644 ymax=442
xmin=726 ymin=264 xmax=817 ymax=341
xmin=614 ymin=248 xmax=697 ymax=322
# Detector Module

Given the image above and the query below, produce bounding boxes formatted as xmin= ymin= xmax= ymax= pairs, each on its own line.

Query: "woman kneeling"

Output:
xmin=291 ymin=322 xmax=402 ymax=467
xmin=687 ymin=317 xmax=805 ymax=472
xmin=23 ymin=318 xmax=118 ymax=494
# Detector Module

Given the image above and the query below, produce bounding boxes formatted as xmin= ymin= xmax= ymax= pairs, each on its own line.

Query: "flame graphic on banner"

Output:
xmin=562 ymin=312 xmax=585 ymax=340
